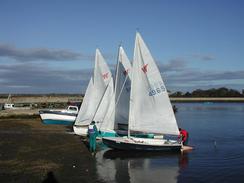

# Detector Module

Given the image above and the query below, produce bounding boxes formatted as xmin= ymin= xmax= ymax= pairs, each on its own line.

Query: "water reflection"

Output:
xmin=95 ymin=147 xmax=189 ymax=183
xmin=94 ymin=103 xmax=244 ymax=183
xmin=178 ymin=152 xmax=188 ymax=170
xmin=96 ymin=149 xmax=116 ymax=182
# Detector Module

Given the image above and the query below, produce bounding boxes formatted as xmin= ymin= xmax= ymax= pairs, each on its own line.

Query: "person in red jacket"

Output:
xmin=178 ymin=128 xmax=189 ymax=145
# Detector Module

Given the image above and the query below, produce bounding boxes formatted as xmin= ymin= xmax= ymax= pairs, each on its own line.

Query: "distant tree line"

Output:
xmin=170 ymin=87 xmax=244 ymax=97
xmin=1 ymin=87 xmax=243 ymax=98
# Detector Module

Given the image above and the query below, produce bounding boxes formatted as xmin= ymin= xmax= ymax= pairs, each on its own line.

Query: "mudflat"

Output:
xmin=0 ymin=117 xmax=103 ymax=183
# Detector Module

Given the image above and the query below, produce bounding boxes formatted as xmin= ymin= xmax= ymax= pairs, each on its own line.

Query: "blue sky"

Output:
xmin=0 ymin=0 xmax=243 ymax=93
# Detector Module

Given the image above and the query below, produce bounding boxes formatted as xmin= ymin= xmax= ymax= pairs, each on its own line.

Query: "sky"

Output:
xmin=0 ymin=0 xmax=243 ymax=94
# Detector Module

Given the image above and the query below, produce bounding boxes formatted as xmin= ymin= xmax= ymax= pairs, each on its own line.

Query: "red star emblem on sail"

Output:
xmin=141 ymin=64 xmax=148 ymax=73
xmin=123 ymin=69 xmax=129 ymax=76
xmin=102 ymin=72 xmax=109 ymax=79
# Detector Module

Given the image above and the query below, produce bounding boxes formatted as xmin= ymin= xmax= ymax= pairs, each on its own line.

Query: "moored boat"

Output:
xmin=73 ymin=49 xmax=114 ymax=136
xmin=103 ymin=33 xmax=182 ymax=151
xmin=3 ymin=94 xmax=16 ymax=110
xmin=103 ymin=137 xmax=181 ymax=151
xmin=39 ymin=105 xmax=78 ymax=125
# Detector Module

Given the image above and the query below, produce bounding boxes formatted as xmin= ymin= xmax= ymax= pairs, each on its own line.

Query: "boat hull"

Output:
xmin=97 ymin=130 xmax=116 ymax=138
xmin=73 ymin=125 xmax=117 ymax=138
xmin=73 ymin=125 xmax=88 ymax=136
xmin=42 ymin=119 xmax=74 ymax=125
xmin=73 ymin=125 xmax=157 ymax=139
xmin=39 ymin=111 xmax=76 ymax=125
xmin=116 ymin=130 xmax=154 ymax=138
xmin=103 ymin=137 xmax=182 ymax=151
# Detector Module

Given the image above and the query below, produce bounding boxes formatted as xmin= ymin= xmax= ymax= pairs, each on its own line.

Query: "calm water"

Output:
xmin=95 ymin=102 xmax=244 ymax=183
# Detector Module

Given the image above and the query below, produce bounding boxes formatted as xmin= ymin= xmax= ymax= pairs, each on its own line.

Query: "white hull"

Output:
xmin=4 ymin=103 xmax=16 ymax=110
xmin=103 ymin=136 xmax=182 ymax=151
xmin=40 ymin=113 xmax=76 ymax=122
xmin=39 ymin=108 xmax=77 ymax=125
xmin=73 ymin=125 xmax=88 ymax=136
xmin=73 ymin=125 xmax=117 ymax=138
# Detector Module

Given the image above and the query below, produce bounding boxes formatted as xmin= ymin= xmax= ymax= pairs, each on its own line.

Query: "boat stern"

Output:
xmin=73 ymin=125 xmax=88 ymax=136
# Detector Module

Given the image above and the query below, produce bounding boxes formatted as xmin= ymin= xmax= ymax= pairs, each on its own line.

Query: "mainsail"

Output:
xmin=129 ymin=33 xmax=179 ymax=135
xmin=95 ymin=77 xmax=115 ymax=131
xmin=74 ymin=49 xmax=112 ymax=126
xmin=114 ymin=46 xmax=132 ymax=128
xmin=98 ymin=46 xmax=131 ymax=132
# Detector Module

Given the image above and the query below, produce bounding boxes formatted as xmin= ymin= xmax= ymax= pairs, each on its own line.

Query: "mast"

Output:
xmin=114 ymin=45 xmax=121 ymax=109
xmin=6 ymin=94 xmax=11 ymax=103
xmin=128 ymin=33 xmax=137 ymax=139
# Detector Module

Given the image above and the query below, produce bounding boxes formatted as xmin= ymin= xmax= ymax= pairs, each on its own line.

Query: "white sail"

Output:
xmin=74 ymin=78 xmax=95 ymax=125
xmin=94 ymin=49 xmax=111 ymax=88
xmin=129 ymin=33 xmax=179 ymax=135
xmin=95 ymin=77 xmax=115 ymax=131
xmin=74 ymin=49 xmax=112 ymax=126
xmin=114 ymin=46 xmax=132 ymax=127
xmin=98 ymin=46 xmax=131 ymax=133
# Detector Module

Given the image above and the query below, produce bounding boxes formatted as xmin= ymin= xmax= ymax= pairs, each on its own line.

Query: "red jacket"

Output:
xmin=179 ymin=129 xmax=188 ymax=142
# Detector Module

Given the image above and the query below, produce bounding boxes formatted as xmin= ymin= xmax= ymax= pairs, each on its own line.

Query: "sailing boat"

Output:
xmin=108 ymin=46 xmax=153 ymax=137
xmin=102 ymin=33 xmax=182 ymax=151
xmin=39 ymin=105 xmax=79 ymax=125
xmin=4 ymin=94 xmax=15 ymax=109
xmin=97 ymin=46 xmax=132 ymax=137
xmin=73 ymin=49 xmax=113 ymax=136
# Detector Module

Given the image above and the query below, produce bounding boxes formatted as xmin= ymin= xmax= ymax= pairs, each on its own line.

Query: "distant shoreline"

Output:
xmin=170 ymin=97 xmax=244 ymax=103
xmin=0 ymin=96 xmax=244 ymax=104
xmin=1 ymin=97 xmax=243 ymax=118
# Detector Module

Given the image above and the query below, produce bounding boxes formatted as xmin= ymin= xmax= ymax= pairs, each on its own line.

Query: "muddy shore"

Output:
xmin=0 ymin=116 xmax=104 ymax=183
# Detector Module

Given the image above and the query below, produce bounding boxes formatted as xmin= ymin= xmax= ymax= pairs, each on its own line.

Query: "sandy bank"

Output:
xmin=0 ymin=109 xmax=40 ymax=118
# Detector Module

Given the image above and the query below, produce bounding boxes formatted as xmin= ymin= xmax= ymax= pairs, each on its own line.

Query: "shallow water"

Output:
xmin=95 ymin=102 xmax=244 ymax=183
